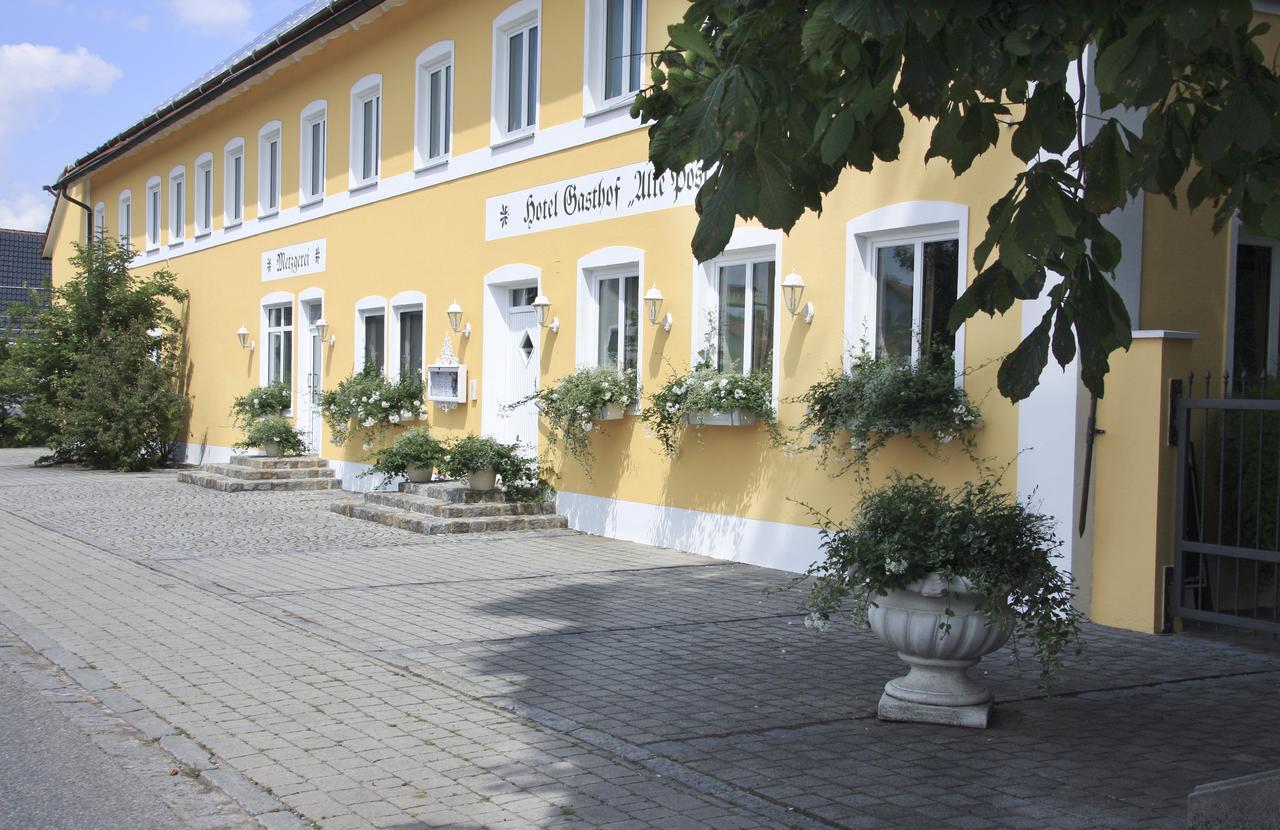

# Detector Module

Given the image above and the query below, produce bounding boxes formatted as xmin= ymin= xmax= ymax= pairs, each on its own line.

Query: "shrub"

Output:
xmin=438 ymin=434 xmax=552 ymax=502
xmin=802 ymin=474 xmax=1083 ymax=687
xmin=640 ymin=366 xmax=776 ymax=455
xmin=361 ymin=427 xmax=444 ymax=487
xmin=320 ymin=368 xmax=424 ymax=448
xmin=513 ymin=366 xmax=639 ymax=473
xmin=234 ymin=414 xmax=307 ymax=456
xmin=230 ymin=383 xmax=292 ymax=429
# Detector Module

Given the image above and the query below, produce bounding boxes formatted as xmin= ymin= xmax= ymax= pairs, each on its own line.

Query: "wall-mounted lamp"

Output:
xmin=314 ymin=318 xmax=336 ymax=346
xmin=781 ymin=271 xmax=814 ymax=324
xmin=644 ymin=284 xmax=672 ymax=332
xmin=236 ymin=326 xmax=255 ymax=351
xmin=532 ymin=293 xmax=559 ymax=333
xmin=446 ymin=300 xmax=471 ymax=337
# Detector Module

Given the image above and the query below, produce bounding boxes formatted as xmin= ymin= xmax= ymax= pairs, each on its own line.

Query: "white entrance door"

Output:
xmin=300 ymin=302 xmax=324 ymax=454
xmin=496 ymin=291 xmax=539 ymax=452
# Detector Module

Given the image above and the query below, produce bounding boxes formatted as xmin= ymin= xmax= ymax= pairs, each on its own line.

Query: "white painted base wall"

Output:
xmin=556 ymin=490 xmax=823 ymax=574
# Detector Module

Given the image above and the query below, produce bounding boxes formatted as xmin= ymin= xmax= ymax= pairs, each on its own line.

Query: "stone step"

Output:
xmin=177 ymin=470 xmax=342 ymax=493
xmin=363 ymin=491 xmax=557 ymax=519
xmin=330 ymin=501 xmax=569 ymax=535
xmin=400 ymin=481 xmax=508 ymax=504
xmin=227 ymin=455 xmax=330 ymax=470
xmin=202 ymin=463 xmax=336 ymax=482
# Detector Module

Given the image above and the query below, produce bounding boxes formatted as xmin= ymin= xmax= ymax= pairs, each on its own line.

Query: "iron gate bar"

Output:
xmin=1180 ymin=540 xmax=1280 ymax=565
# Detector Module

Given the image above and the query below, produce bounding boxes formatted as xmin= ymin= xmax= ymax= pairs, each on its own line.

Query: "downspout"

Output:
xmin=43 ymin=184 xmax=92 ymax=248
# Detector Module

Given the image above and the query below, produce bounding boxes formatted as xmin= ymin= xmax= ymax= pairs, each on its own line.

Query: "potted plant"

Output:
xmin=361 ymin=427 xmax=443 ymax=488
xmin=512 ymin=367 xmax=639 ymax=473
xmin=319 ymin=367 xmax=424 ymax=449
xmin=438 ymin=434 xmax=552 ymax=501
xmin=234 ymin=414 xmax=307 ymax=457
xmin=230 ymin=382 xmax=292 ymax=429
xmin=640 ymin=366 xmax=777 ymax=455
xmin=802 ymin=474 xmax=1083 ymax=728
xmin=796 ymin=350 xmax=981 ymax=475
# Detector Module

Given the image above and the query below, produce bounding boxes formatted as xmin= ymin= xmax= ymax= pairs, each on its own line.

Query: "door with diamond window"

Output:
xmin=497 ymin=288 xmax=539 ymax=453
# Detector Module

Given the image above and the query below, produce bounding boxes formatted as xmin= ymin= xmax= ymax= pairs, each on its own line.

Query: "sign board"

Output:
xmin=484 ymin=161 xmax=709 ymax=240
xmin=261 ymin=238 xmax=326 ymax=281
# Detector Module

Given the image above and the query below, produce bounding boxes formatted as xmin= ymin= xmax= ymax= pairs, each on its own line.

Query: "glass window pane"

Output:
xmin=310 ymin=121 xmax=323 ymax=195
xmin=508 ymin=32 xmax=524 ymax=133
xmin=751 ymin=260 xmax=775 ymax=374
xmin=281 ymin=329 xmax=292 ymax=389
xmin=526 ymin=26 xmax=538 ymax=127
xmin=362 ymin=99 xmax=374 ymax=179
xmin=605 ymin=0 xmax=624 ymax=99
xmin=876 ymin=244 xmax=915 ymax=359
xmin=374 ymin=96 xmax=380 ymax=175
xmin=921 ymin=239 xmax=959 ymax=363
xmin=429 ymin=69 xmax=442 ymax=158
xmin=597 ymin=277 xmax=620 ymax=368
xmin=282 ymin=305 xmax=292 ymax=327
xmin=364 ymin=314 xmax=385 ymax=374
xmin=628 ymin=0 xmax=644 ymax=92
xmin=623 ymin=275 xmax=639 ymax=373
xmin=203 ymin=168 xmax=212 ymax=226
xmin=1234 ymin=244 xmax=1273 ymax=380
xmin=444 ymin=65 xmax=452 ymax=153
xmin=233 ymin=156 xmax=242 ymax=218
xmin=400 ymin=310 xmax=423 ymax=382
xmin=269 ymin=140 xmax=278 ymax=209
xmin=717 ymin=264 xmax=747 ymax=371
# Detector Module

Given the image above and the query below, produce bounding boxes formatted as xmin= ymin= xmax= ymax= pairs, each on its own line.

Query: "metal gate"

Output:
xmin=1173 ymin=373 xmax=1280 ymax=633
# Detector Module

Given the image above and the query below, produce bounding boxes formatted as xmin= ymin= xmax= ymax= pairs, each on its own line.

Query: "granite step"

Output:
xmin=400 ymin=481 xmax=509 ymax=504
xmin=201 ymin=462 xmax=336 ymax=481
xmin=363 ymin=490 xmax=557 ymax=519
xmin=177 ymin=470 xmax=342 ymax=492
xmin=330 ymin=501 xmax=569 ymax=535
xmin=227 ymin=455 xmax=330 ymax=470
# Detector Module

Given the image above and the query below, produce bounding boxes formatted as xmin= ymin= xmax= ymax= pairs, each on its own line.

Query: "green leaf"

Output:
xmin=668 ymin=23 xmax=717 ymax=64
xmin=820 ymin=106 xmax=860 ymax=165
xmin=998 ymin=310 xmax=1053 ymax=402
xmin=691 ymin=170 xmax=739 ymax=261
xmin=754 ymin=148 xmax=804 ymax=229
xmin=1051 ymin=306 xmax=1076 ymax=366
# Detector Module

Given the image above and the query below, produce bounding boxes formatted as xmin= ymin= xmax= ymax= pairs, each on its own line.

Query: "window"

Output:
xmin=415 ymin=43 xmax=454 ymax=168
xmin=92 ymin=202 xmax=106 ymax=239
xmin=118 ymin=190 xmax=132 ymax=248
xmin=350 ymin=76 xmax=382 ymax=188
xmin=266 ymin=304 xmax=293 ymax=390
xmin=224 ymin=138 xmax=244 ymax=227
xmin=510 ymin=286 xmax=537 ymax=307
xmin=258 ymin=122 xmax=282 ymax=217
xmin=1231 ymin=237 xmax=1280 ymax=382
xmin=145 ymin=176 xmax=161 ymax=251
xmin=168 ymin=166 xmax=185 ymax=244
xmin=363 ymin=312 xmax=386 ymax=373
xmin=398 ymin=309 xmax=424 ymax=382
xmin=300 ymin=100 xmax=327 ymax=203
xmin=715 ymin=257 xmax=775 ymax=374
xmin=594 ymin=268 xmax=639 ymax=373
xmin=586 ymin=0 xmax=645 ymax=112
xmin=194 ymin=154 xmax=213 ymax=236
xmin=493 ymin=2 xmax=540 ymax=141
xmin=872 ymin=237 xmax=959 ymax=363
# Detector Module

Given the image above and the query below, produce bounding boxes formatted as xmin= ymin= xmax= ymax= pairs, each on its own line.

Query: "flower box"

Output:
xmin=596 ymin=403 xmax=626 ymax=421
xmin=683 ymin=409 xmax=757 ymax=427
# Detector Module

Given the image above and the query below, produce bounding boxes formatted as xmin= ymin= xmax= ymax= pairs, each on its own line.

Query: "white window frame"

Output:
xmin=389 ymin=291 xmax=427 ymax=382
xmin=354 ymin=295 xmax=389 ymax=374
xmin=118 ymin=190 xmax=132 ymax=249
xmin=145 ymin=176 xmax=161 ymax=252
xmin=575 ymin=247 xmax=645 ymax=389
xmin=92 ymin=202 xmax=106 ymax=239
xmin=583 ymin=0 xmax=646 ymax=116
xmin=259 ymin=291 xmax=295 ymax=404
xmin=349 ymin=75 xmax=382 ymax=191
xmin=299 ymin=99 xmax=327 ymax=205
xmin=194 ymin=153 xmax=213 ymax=237
xmin=168 ymin=165 xmax=186 ymax=246
xmin=258 ymin=121 xmax=283 ymax=219
xmin=491 ymin=1 xmax=541 ymax=145
xmin=845 ymin=201 xmax=969 ymax=379
xmin=414 ymin=42 xmax=455 ymax=171
xmin=224 ymin=137 xmax=245 ymax=229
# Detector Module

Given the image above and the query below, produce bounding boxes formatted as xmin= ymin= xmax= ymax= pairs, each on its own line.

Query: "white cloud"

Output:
xmin=0 ymin=44 xmax=123 ymax=142
xmin=0 ymin=190 xmax=52 ymax=232
xmin=168 ymin=0 xmax=253 ymax=34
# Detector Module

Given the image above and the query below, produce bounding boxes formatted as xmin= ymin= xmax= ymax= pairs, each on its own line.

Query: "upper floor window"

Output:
xmin=493 ymin=2 xmax=540 ymax=141
xmin=593 ymin=266 xmax=639 ymax=373
xmin=265 ymin=303 xmax=293 ymax=389
xmin=118 ymin=190 xmax=131 ymax=248
xmin=714 ymin=255 xmax=775 ymax=375
xmin=145 ymin=176 xmax=161 ymax=251
xmin=300 ymin=100 xmax=327 ymax=204
xmin=415 ymin=43 xmax=454 ymax=168
xmin=194 ymin=153 xmax=213 ymax=236
xmin=350 ymin=75 xmax=382 ymax=188
xmin=92 ymin=202 xmax=106 ymax=239
xmin=585 ymin=0 xmax=645 ymax=112
xmin=872 ymin=236 xmax=959 ymax=362
xmin=168 ymin=166 xmax=185 ymax=245
xmin=258 ymin=122 xmax=282 ymax=217
xmin=224 ymin=138 xmax=244 ymax=227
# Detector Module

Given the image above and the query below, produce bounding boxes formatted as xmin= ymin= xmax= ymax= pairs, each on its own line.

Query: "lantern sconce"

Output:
xmin=782 ymin=271 xmax=814 ymax=324
xmin=532 ymin=293 xmax=560 ymax=334
xmin=643 ymin=284 xmax=672 ymax=332
xmin=235 ymin=326 xmax=255 ymax=351
xmin=446 ymin=300 xmax=471 ymax=337
xmin=314 ymin=318 xmax=336 ymax=346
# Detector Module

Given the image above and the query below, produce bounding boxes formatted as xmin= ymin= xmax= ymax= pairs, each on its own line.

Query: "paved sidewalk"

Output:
xmin=1 ymin=448 xmax=1278 ymax=829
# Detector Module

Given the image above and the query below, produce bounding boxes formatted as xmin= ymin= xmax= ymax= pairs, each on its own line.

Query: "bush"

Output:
xmin=230 ymin=383 xmax=292 ymax=429
xmin=0 ymin=236 xmax=189 ymax=470
xmin=438 ymin=434 xmax=551 ymax=502
xmin=234 ymin=414 xmax=307 ymax=456
xmin=640 ymin=366 xmax=776 ymax=455
xmin=320 ymin=368 xmax=424 ymax=448
xmin=513 ymin=366 xmax=639 ymax=473
xmin=361 ymin=427 xmax=444 ymax=487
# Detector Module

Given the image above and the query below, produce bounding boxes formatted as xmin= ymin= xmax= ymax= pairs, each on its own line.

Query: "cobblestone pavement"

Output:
xmin=1 ymin=448 xmax=1279 ymax=829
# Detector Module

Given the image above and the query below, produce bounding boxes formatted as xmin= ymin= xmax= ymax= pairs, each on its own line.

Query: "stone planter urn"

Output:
xmin=867 ymin=572 xmax=1010 ymax=728
xmin=596 ymin=403 xmax=626 ymax=421
xmin=467 ymin=465 xmax=498 ymax=491
xmin=260 ymin=440 xmax=281 ymax=458
xmin=404 ymin=464 xmax=433 ymax=484
xmin=683 ymin=409 xmax=756 ymax=427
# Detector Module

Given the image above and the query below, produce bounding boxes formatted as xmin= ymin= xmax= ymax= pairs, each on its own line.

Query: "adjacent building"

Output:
xmin=1 ymin=228 xmax=52 ymax=335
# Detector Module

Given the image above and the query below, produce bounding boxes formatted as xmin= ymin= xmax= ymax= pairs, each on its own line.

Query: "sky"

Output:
xmin=0 ymin=0 xmax=309 ymax=232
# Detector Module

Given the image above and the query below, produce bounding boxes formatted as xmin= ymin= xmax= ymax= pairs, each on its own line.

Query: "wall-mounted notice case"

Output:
xmin=427 ymin=364 xmax=467 ymax=405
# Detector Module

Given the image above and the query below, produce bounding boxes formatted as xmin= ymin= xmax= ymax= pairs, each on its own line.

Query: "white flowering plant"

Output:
xmin=319 ymin=368 xmax=425 ymax=449
xmin=640 ymin=366 xmax=777 ymax=455
xmin=796 ymin=348 xmax=980 ymax=476
xmin=230 ymin=383 xmax=291 ymax=430
xmin=801 ymin=474 xmax=1083 ymax=687
xmin=233 ymin=414 xmax=307 ymax=456
xmin=437 ymin=434 xmax=552 ymax=502
xmin=509 ymin=367 xmax=639 ymax=474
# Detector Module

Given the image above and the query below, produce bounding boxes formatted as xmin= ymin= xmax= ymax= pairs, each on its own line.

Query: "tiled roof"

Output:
xmin=0 ymin=228 xmax=52 ymax=333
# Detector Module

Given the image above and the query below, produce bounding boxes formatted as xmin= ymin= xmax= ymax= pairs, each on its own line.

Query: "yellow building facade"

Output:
xmin=43 ymin=0 xmax=1275 ymax=634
